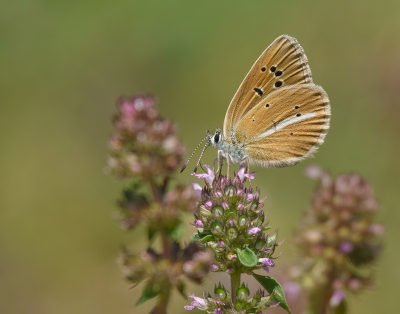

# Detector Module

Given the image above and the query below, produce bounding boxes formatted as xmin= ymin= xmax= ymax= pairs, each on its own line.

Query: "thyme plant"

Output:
xmin=106 ymin=96 xmax=212 ymax=314
xmin=185 ymin=166 xmax=291 ymax=314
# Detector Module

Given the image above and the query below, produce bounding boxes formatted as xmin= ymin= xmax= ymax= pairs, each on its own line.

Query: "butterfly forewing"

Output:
xmin=223 ymin=35 xmax=313 ymax=140
xmin=234 ymin=84 xmax=330 ymax=167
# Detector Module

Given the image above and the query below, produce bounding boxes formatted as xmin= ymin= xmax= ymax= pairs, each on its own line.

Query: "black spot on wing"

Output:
xmin=254 ymin=87 xmax=264 ymax=96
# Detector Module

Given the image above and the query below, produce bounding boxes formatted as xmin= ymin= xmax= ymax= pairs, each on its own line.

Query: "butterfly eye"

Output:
xmin=214 ymin=133 xmax=220 ymax=143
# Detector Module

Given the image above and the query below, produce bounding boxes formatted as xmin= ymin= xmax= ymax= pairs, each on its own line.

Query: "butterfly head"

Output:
xmin=207 ymin=129 xmax=223 ymax=148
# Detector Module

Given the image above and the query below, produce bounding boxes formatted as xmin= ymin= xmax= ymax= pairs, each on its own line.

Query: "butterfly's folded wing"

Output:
xmin=223 ymin=35 xmax=313 ymax=139
xmin=234 ymin=84 xmax=330 ymax=168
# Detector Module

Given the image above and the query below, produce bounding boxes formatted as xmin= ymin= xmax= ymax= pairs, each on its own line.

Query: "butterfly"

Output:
xmin=181 ymin=35 xmax=331 ymax=174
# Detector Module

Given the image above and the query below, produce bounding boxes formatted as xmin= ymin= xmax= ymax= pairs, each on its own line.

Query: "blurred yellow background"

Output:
xmin=1 ymin=0 xmax=399 ymax=313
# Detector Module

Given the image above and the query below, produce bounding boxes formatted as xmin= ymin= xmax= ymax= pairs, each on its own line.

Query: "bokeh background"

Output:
xmin=1 ymin=0 xmax=400 ymax=313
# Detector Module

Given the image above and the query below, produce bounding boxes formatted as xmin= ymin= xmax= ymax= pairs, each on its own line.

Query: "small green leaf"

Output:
xmin=200 ymin=235 xmax=214 ymax=242
xmin=252 ymin=273 xmax=291 ymax=314
xmin=190 ymin=234 xmax=201 ymax=241
xmin=191 ymin=232 xmax=214 ymax=242
xmin=176 ymin=282 xmax=186 ymax=299
xmin=236 ymin=247 xmax=258 ymax=267
xmin=262 ymin=226 xmax=272 ymax=232
xmin=136 ymin=282 xmax=161 ymax=305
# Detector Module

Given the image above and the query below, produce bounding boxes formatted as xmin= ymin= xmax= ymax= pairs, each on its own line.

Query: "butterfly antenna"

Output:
xmin=193 ymin=142 xmax=210 ymax=173
xmin=180 ymin=135 xmax=208 ymax=173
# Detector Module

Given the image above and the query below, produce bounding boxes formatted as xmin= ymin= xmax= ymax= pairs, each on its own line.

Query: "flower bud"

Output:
xmin=238 ymin=215 xmax=247 ymax=226
xmin=225 ymin=185 xmax=236 ymax=197
xmin=236 ymin=284 xmax=250 ymax=300
xmin=225 ymin=251 xmax=237 ymax=261
xmin=250 ymin=200 xmax=259 ymax=211
xmin=212 ymin=205 xmax=224 ymax=217
xmin=214 ymin=284 xmax=227 ymax=300
xmin=210 ymin=264 xmax=219 ymax=271
xmin=210 ymin=222 xmax=223 ymax=234
xmin=195 ymin=220 xmax=204 ymax=227
xmin=247 ymin=193 xmax=254 ymax=202
xmin=226 ymin=227 xmax=238 ymax=240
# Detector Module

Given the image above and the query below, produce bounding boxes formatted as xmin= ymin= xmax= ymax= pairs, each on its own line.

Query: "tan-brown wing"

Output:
xmin=223 ymin=35 xmax=313 ymax=140
xmin=235 ymin=84 xmax=330 ymax=168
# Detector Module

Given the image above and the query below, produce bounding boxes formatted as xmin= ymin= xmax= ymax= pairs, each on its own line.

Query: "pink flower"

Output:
xmin=259 ymin=258 xmax=275 ymax=267
xmin=248 ymin=227 xmax=261 ymax=235
xmin=210 ymin=264 xmax=219 ymax=271
xmin=217 ymin=240 xmax=225 ymax=246
xmin=204 ymin=201 xmax=213 ymax=209
xmin=304 ymin=165 xmax=323 ymax=179
xmin=237 ymin=203 xmax=244 ymax=210
xmin=226 ymin=267 xmax=234 ymax=273
xmin=368 ymin=224 xmax=384 ymax=235
xmin=339 ymin=241 xmax=354 ymax=253
xmin=237 ymin=189 xmax=244 ymax=195
xmin=192 ymin=165 xmax=215 ymax=186
xmin=184 ymin=294 xmax=208 ymax=311
xmin=195 ymin=220 xmax=204 ymax=227
xmin=120 ymin=101 xmax=135 ymax=116
xmin=260 ymin=257 xmax=275 ymax=273
xmin=329 ymin=290 xmax=345 ymax=307
xmin=192 ymin=183 xmax=202 ymax=198
xmin=222 ymin=202 xmax=229 ymax=210
xmin=214 ymin=191 xmax=223 ymax=197
xmin=247 ymin=194 xmax=255 ymax=202
xmin=237 ymin=165 xmax=257 ymax=182
xmin=244 ymin=171 xmax=257 ymax=179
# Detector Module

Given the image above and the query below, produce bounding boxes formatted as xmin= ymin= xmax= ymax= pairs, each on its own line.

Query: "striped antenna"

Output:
xmin=180 ymin=135 xmax=208 ymax=173
xmin=192 ymin=142 xmax=210 ymax=173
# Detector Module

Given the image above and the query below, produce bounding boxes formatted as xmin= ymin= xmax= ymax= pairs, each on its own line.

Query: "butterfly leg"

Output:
xmin=215 ymin=150 xmax=224 ymax=176
xmin=226 ymin=153 xmax=231 ymax=177
xmin=212 ymin=158 xmax=218 ymax=172
xmin=246 ymin=159 xmax=253 ymax=188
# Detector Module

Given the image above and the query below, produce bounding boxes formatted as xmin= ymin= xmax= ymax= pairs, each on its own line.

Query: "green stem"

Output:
xmin=230 ymin=271 xmax=241 ymax=304
xmin=152 ymin=285 xmax=171 ymax=314
xmin=309 ymin=286 xmax=333 ymax=314
xmin=162 ymin=232 xmax=171 ymax=259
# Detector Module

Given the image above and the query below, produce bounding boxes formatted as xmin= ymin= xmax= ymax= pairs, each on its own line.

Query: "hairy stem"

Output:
xmin=230 ymin=271 xmax=241 ymax=304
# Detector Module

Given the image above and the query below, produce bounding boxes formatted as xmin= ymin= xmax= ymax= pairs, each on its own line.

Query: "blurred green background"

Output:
xmin=1 ymin=0 xmax=400 ymax=313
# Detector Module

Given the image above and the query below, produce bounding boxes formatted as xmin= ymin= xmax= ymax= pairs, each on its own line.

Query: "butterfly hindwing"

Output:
xmin=234 ymin=84 xmax=330 ymax=167
xmin=223 ymin=35 xmax=313 ymax=140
